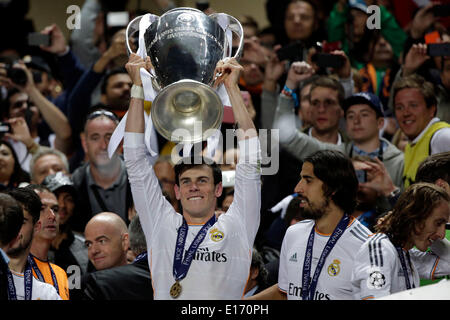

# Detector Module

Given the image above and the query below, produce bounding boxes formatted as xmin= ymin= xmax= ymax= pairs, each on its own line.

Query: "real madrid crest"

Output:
xmin=210 ymin=228 xmax=224 ymax=242
xmin=327 ymin=259 xmax=341 ymax=276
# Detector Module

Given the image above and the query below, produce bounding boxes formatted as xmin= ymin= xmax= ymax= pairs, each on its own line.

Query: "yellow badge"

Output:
xmin=327 ymin=259 xmax=341 ymax=277
xmin=210 ymin=228 xmax=224 ymax=242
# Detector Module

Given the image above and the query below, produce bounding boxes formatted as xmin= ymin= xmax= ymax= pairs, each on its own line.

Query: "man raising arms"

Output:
xmin=124 ymin=54 xmax=261 ymax=299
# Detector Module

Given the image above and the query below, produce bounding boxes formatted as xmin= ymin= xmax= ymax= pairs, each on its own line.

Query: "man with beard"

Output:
xmin=28 ymin=185 xmax=69 ymax=299
xmin=6 ymin=187 xmax=61 ymax=300
xmin=249 ymin=150 xmax=371 ymax=300
xmin=71 ymin=108 xmax=133 ymax=232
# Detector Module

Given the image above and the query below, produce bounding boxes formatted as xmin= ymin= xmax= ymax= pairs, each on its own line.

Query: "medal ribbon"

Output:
xmin=173 ymin=215 xmax=216 ymax=282
xmin=6 ymin=257 xmax=33 ymax=300
xmin=301 ymin=214 xmax=350 ymax=300
xmin=28 ymin=254 xmax=59 ymax=295
xmin=395 ymin=247 xmax=415 ymax=290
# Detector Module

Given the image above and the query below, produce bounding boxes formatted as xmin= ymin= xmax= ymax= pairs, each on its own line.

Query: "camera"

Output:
xmin=5 ymin=64 xmax=28 ymax=86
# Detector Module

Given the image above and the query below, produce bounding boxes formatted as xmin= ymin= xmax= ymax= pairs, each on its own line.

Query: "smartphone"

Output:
xmin=27 ymin=33 xmax=51 ymax=47
xmin=106 ymin=11 xmax=129 ymax=27
xmin=196 ymin=1 xmax=209 ymax=12
xmin=355 ymin=170 xmax=367 ymax=184
xmin=431 ymin=4 xmax=450 ymax=17
xmin=427 ymin=43 xmax=450 ymax=56
xmin=222 ymin=170 xmax=235 ymax=188
xmin=0 ymin=122 xmax=11 ymax=133
xmin=312 ymin=53 xmax=345 ymax=69
xmin=276 ymin=41 xmax=303 ymax=62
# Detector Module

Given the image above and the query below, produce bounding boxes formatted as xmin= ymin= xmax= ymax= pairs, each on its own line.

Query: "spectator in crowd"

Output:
xmin=327 ymin=0 xmax=406 ymax=70
xmin=29 ymin=146 xmax=69 ymax=184
xmin=0 ymin=62 xmax=72 ymax=167
xmin=83 ymin=212 xmax=129 ymax=271
xmin=244 ymin=248 xmax=270 ymax=297
xmin=71 ymin=108 xmax=133 ymax=232
xmin=42 ymin=172 xmax=89 ymax=276
xmin=0 ymin=193 xmax=23 ymax=300
xmin=416 ymin=151 xmax=450 ymax=196
xmin=0 ymin=140 xmax=30 ymax=190
xmin=82 ymin=215 xmax=153 ymax=300
xmin=392 ymin=74 xmax=450 ymax=188
xmin=153 ymin=155 xmax=178 ymax=211
xmin=28 ymin=184 xmax=70 ymax=300
xmin=6 ymin=186 xmax=61 ymax=300
xmin=352 ymin=182 xmax=450 ymax=299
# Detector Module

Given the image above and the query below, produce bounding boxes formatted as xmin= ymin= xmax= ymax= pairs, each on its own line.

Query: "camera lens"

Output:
xmin=7 ymin=67 xmax=28 ymax=86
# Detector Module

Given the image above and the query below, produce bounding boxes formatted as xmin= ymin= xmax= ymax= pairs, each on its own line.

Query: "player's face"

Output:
xmin=411 ymin=200 xmax=450 ymax=252
xmin=175 ymin=165 xmax=222 ymax=221
xmin=7 ymin=209 xmax=34 ymax=257
xmin=294 ymin=162 xmax=329 ymax=220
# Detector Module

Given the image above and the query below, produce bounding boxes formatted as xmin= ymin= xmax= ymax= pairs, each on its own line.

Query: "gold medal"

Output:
xmin=170 ymin=281 xmax=182 ymax=298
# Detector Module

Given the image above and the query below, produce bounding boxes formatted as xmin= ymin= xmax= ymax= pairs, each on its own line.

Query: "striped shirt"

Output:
xmin=351 ymin=234 xmax=450 ymax=299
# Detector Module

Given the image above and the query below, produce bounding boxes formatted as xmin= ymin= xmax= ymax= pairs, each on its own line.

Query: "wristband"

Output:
xmin=131 ymin=85 xmax=145 ymax=100
xmin=281 ymin=85 xmax=299 ymax=108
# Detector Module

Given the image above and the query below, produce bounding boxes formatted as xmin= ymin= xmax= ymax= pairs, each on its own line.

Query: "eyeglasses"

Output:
xmin=86 ymin=109 xmax=119 ymax=123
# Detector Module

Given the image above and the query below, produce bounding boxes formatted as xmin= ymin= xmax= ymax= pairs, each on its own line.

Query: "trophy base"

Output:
xmin=151 ymin=79 xmax=224 ymax=143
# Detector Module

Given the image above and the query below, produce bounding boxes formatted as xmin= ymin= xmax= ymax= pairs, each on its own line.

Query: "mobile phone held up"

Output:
xmin=27 ymin=33 xmax=51 ymax=47
xmin=276 ymin=41 xmax=304 ymax=62
xmin=427 ymin=43 xmax=450 ymax=57
xmin=311 ymin=53 xmax=345 ymax=69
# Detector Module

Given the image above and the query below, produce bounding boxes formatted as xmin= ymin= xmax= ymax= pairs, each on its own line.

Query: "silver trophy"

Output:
xmin=126 ymin=8 xmax=244 ymax=143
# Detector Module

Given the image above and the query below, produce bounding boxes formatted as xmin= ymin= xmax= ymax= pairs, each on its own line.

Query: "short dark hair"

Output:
xmin=128 ymin=215 xmax=147 ymax=255
xmin=415 ymin=152 xmax=450 ymax=185
xmin=304 ymin=150 xmax=358 ymax=213
xmin=100 ymin=67 xmax=128 ymax=94
xmin=0 ymin=193 xmax=23 ymax=246
xmin=309 ymin=76 xmax=345 ymax=108
xmin=7 ymin=186 xmax=42 ymax=224
xmin=174 ymin=156 xmax=222 ymax=186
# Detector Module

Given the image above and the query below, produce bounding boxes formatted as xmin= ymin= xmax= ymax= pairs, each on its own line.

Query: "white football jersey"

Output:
xmin=278 ymin=217 xmax=371 ymax=300
xmin=10 ymin=271 xmax=62 ymax=300
xmin=124 ymin=133 xmax=261 ymax=300
xmin=352 ymin=234 xmax=450 ymax=300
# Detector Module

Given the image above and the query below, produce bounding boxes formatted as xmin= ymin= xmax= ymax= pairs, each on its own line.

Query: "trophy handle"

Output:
xmin=209 ymin=13 xmax=244 ymax=61
xmin=126 ymin=14 xmax=159 ymax=56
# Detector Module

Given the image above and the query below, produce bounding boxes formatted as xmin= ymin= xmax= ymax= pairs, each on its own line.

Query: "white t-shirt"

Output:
xmin=352 ymin=234 xmax=450 ymax=300
xmin=10 ymin=271 xmax=62 ymax=300
xmin=278 ymin=217 xmax=371 ymax=300
xmin=124 ymin=133 xmax=261 ymax=300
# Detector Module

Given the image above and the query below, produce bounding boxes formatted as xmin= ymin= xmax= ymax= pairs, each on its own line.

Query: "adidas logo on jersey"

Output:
xmin=289 ymin=253 xmax=297 ymax=262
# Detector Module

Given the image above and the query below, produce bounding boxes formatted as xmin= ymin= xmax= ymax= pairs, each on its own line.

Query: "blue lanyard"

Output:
xmin=301 ymin=214 xmax=350 ymax=300
xmin=395 ymin=247 xmax=415 ymax=290
xmin=173 ymin=215 xmax=216 ymax=282
xmin=28 ymin=254 xmax=59 ymax=295
xmin=6 ymin=257 xmax=33 ymax=300
xmin=133 ymin=252 xmax=148 ymax=264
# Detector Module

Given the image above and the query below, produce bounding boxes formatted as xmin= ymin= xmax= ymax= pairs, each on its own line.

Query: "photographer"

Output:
xmin=0 ymin=61 xmax=72 ymax=171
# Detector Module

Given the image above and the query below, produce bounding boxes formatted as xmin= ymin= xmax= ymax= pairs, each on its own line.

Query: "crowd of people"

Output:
xmin=1 ymin=0 xmax=450 ymax=301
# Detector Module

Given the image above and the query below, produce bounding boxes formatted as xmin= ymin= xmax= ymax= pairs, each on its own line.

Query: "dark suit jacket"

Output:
xmin=82 ymin=258 xmax=153 ymax=300
xmin=0 ymin=252 xmax=8 ymax=300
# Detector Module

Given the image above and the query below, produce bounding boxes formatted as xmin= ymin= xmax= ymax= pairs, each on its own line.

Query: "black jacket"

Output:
xmin=82 ymin=257 xmax=153 ymax=300
xmin=71 ymin=161 xmax=133 ymax=232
